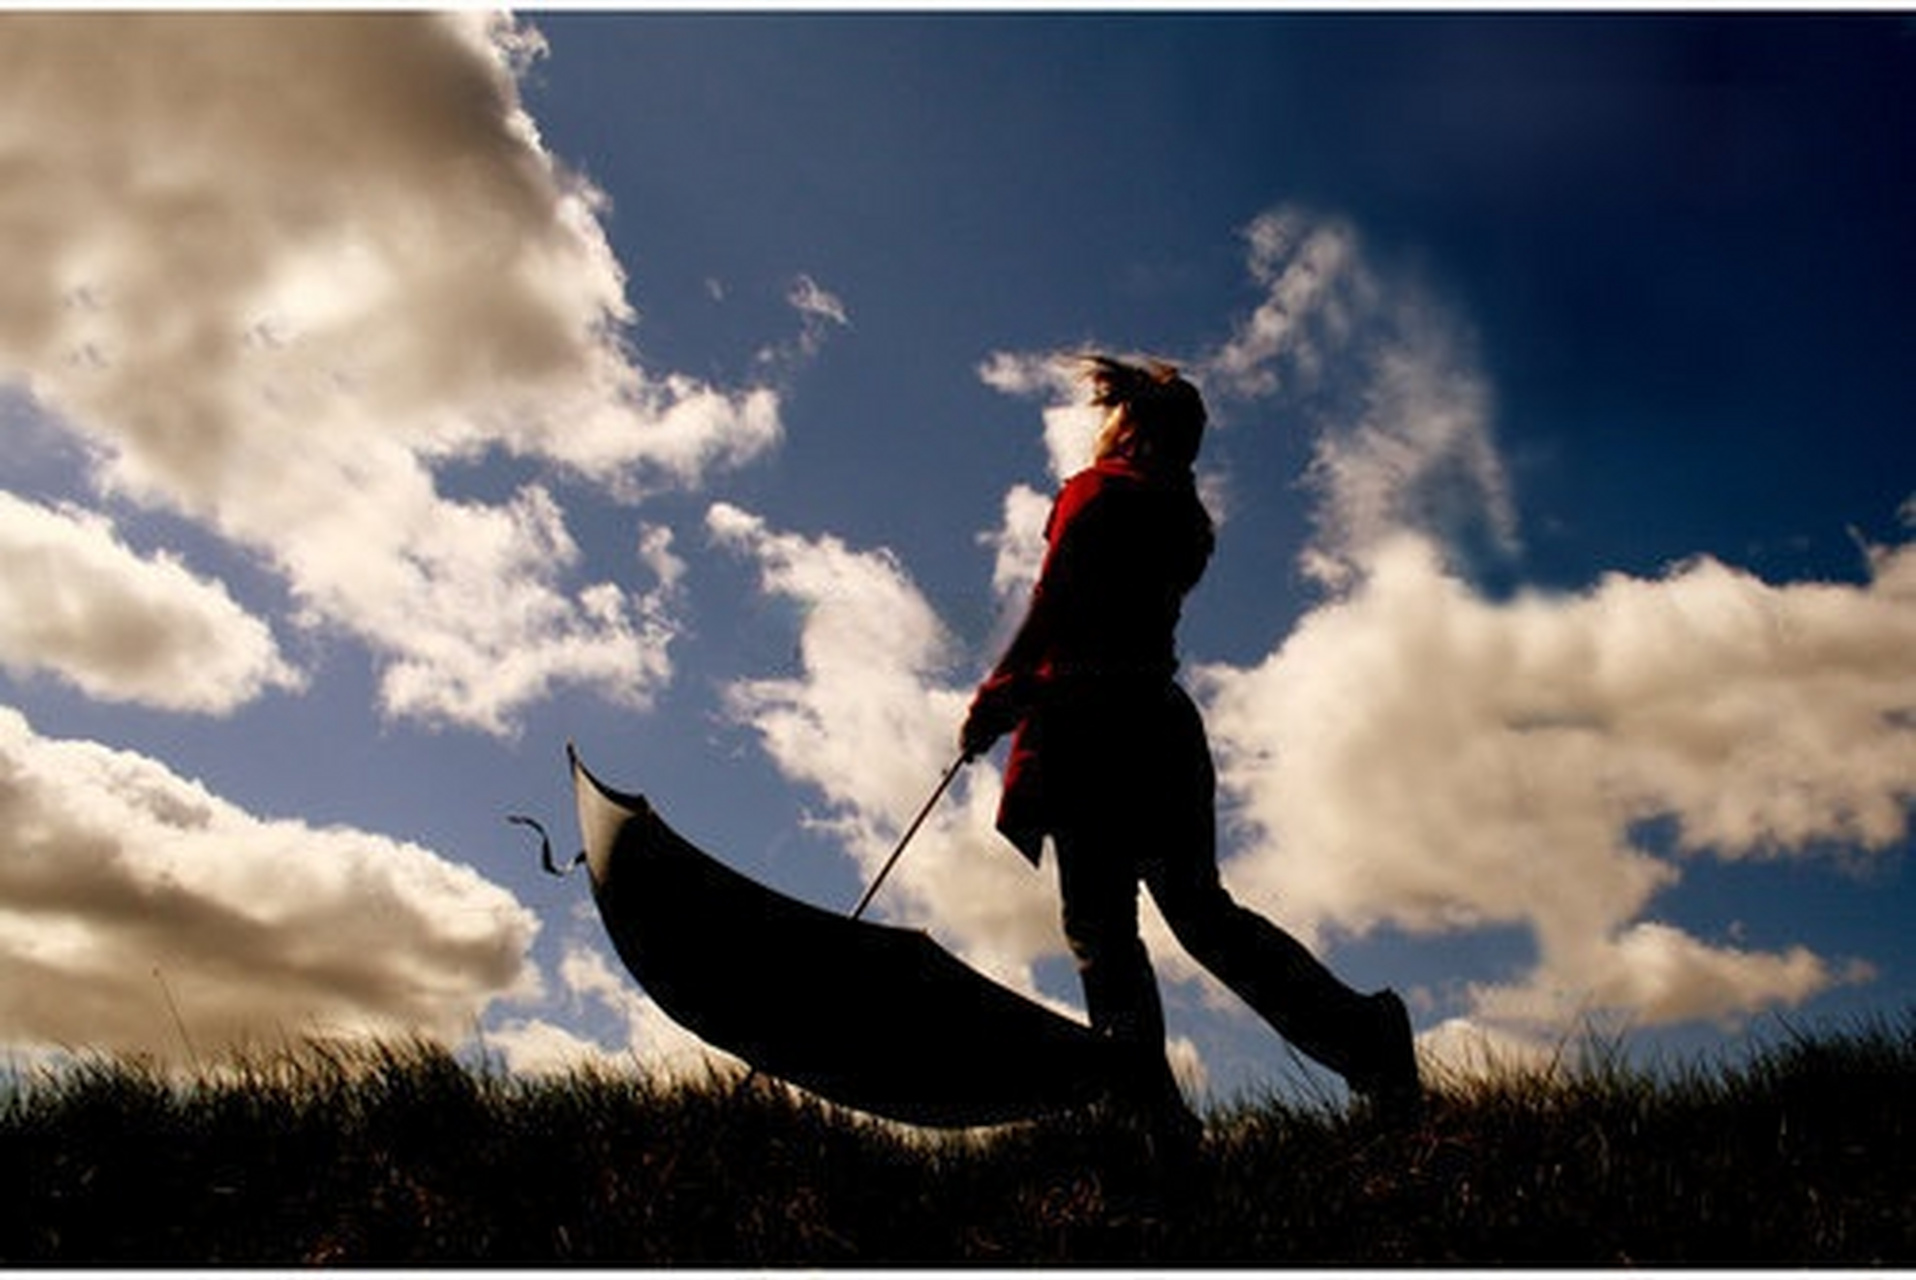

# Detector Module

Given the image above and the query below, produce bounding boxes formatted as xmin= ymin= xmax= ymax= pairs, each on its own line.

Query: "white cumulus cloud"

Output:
xmin=0 ymin=491 xmax=299 ymax=712
xmin=0 ymin=12 xmax=785 ymax=732
xmin=0 ymin=706 xmax=539 ymax=1062
xmin=1198 ymin=535 xmax=1908 ymax=1034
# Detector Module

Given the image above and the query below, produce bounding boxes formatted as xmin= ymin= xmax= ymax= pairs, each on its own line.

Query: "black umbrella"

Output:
xmin=567 ymin=746 xmax=1118 ymax=1128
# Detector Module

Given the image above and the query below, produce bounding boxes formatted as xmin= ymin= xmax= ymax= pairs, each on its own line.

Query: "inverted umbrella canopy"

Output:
xmin=569 ymin=746 xmax=1119 ymax=1127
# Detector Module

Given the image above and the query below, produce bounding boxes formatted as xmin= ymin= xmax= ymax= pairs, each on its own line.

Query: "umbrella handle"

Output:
xmin=849 ymin=753 xmax=970 ymax=920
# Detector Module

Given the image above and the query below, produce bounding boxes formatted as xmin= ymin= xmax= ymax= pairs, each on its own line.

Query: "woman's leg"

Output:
xmin=1052 ymin=825 xmax=1194 ymax=1131
xmin=1140 ymin=692 xmax=1418 ymax=1107
xmin=1053 ymin=825 xmax=1163 ymax=1051
xmin=1147 ymin=849 xmax=1378 ymax=1081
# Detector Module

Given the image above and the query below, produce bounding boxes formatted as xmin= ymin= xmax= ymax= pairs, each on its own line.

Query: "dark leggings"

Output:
xmin=1045 ymin=687 xmax=1375 ymax=1087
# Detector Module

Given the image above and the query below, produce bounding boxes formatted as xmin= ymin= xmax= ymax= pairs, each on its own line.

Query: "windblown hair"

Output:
xmin=1079 ymin=354 xmax=1207 ymax=472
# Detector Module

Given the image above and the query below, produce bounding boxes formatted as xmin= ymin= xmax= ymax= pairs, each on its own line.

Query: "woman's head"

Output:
xmin=1082 ymin=355 xmax=1207 ymax=473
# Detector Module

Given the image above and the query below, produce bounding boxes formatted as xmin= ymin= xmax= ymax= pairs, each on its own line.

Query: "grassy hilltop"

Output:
xmin=2 ymin=1015 xmax=1912 ymax=1266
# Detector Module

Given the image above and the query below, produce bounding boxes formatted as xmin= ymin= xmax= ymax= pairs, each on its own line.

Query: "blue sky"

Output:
xmin=0 ymin=10 xmax=1912 ymax=1105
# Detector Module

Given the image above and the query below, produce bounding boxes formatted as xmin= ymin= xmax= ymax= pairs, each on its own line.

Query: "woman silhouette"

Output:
xmin=962 ymin=355 xmax=1420 ymax=1136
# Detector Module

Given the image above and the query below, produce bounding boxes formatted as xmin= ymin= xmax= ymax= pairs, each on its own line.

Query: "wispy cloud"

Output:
xmin=486 ymin=942 xmax=735 ymax=1079
xmin=788 ymin=274 xmax=850 ymax=330
xmin=0 ymin=492 xmax=299 ymax=712
xmin=1205 ymin=207 xmax=1369 ymax=401
xmin=1202 ymin=206 xmax=1520 ymax=588
xmin=0 ymin=12 xmax=783 ymax=733
xmin=0 ymin=707 xmax=537 ymax=1062
xmin=706 ymin=502 xmax=1067 ymax=990
xmin=754 ymin=273 xmax=852 ymax=375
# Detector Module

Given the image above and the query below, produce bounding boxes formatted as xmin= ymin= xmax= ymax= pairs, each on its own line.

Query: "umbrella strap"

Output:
xmin=509 ymin=812 xmax=586 ymax=877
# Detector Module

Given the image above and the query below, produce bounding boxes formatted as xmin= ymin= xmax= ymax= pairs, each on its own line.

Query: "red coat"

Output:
xmin=981 ymin=458 xmax=1215 ymax=863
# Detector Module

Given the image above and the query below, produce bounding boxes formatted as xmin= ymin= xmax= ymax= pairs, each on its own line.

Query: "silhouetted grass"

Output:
xmin=2 ymin=1015 xmax=1912 ymax=1265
